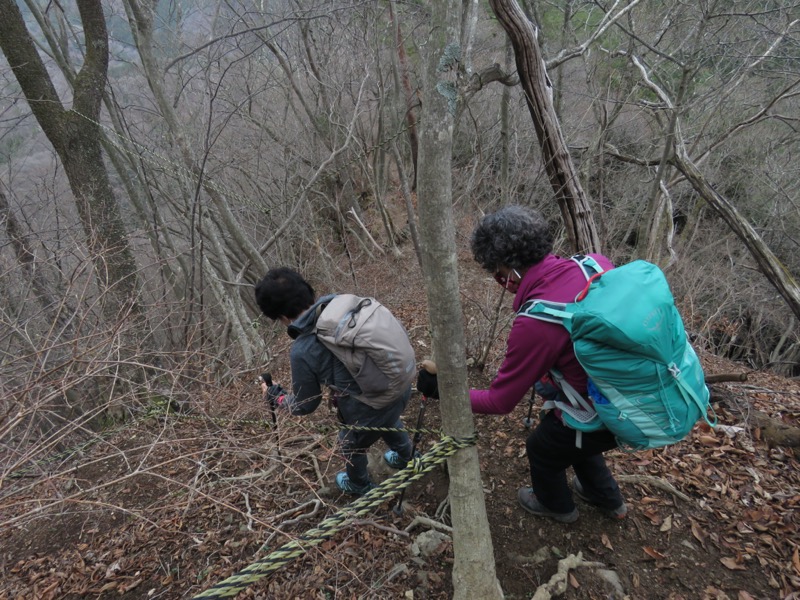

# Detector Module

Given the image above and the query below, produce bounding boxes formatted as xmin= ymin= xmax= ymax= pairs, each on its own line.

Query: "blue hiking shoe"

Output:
xmin=335 ymin=472 xmax=375 ymax=496
xmin=517 ymin=487 xmax=579 ymax=523
xmin=383 ymin=449 xmax=421 ymax=470
xmin=572 ymin=476 xmax=628 ymax=519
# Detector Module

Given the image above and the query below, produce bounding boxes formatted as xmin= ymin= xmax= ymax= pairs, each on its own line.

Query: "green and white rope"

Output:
xmin=191 ymin=433 xmax=475 ymax=599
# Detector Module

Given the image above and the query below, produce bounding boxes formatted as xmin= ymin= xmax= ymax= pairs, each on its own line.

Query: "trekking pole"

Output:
xmin=260 ymin=373 xmax=281 ymax=458
xmin=523 ymin=387 xmax=536 ymax=429
xmin=393 ymin=360 xmax=435 ymax=515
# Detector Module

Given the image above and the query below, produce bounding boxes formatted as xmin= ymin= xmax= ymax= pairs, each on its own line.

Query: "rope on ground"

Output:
xmin=169 ymin=412 xmax=440 ymax=436
xmin=168 ymin=412 xmax=276 ymax=429
xmin=341 ymin=423 xmax=441 ymax=436
xmin=191 ymin=433 xmax=476 ymax=599
xmin=7 ymin=406 xmax=437 ymax=480
xmin=170 ymin=413 xmax=440 ymax=436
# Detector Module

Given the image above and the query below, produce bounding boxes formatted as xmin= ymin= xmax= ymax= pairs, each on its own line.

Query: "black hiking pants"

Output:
xmin=526 ymin=411 xmax=624 ymax=513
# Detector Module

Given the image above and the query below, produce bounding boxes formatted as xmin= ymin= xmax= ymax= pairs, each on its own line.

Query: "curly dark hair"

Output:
xmin=470 ymin=205 xmax=553 ymax=272
xmin=254 ymin=267 xmax=316 ymax=320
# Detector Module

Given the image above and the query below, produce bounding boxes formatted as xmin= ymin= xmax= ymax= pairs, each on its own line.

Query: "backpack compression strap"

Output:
xmin=542 ymin=370 xmax=602 ymax=448
xmin=670 ymin=363 xmax=718 ymax=428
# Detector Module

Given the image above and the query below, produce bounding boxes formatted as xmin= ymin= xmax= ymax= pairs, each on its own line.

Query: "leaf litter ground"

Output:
xmin=1 ymin=262 xmax=798 ymax=600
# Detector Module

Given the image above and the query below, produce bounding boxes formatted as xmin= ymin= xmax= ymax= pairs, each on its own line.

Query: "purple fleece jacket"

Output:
xmin=469 ymin=253 xmax=614 ymax=415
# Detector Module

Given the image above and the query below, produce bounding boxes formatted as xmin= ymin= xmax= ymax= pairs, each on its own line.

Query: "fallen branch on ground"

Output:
xmin=617 ymin=474 xmax=692 ymax=502
xmin=532 ymin=552 xmax=605 ymax=600
xmin=404 ymin=515 xmax=453 ymax=535
xmin=705 ymin=373 xmax=748 ymax=383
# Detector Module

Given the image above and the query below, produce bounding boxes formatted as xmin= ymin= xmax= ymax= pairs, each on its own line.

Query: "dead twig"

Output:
xmin=310 ymin=453 xmax=324 ymax=488
xmin=741 ymin=385 xmax=800 ymax=396
xmin=215 ymin=465 xmax=278 ymax=483
xmin=532 ymin=552 xmax=605 ymax=600
xmin=351 ymin=518 xmax=410 ymax=537
xmin=617 ymin=474 xmax=692 ymax=502
xmin=260 ymin=498 xmax=324 ymax=551
xmin=243 ymin=492 xmax=254 ymax=531
xmin=434 ymin=496 xmax=450 ymax=522
xmin=404 ymin=515 xmax=453 ymax=535
xmin=181 ymin=458 xmax=210 ymax=521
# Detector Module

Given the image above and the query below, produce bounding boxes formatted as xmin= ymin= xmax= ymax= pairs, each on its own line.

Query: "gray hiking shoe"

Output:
xmin=572 ymin=476 xmax=627 ymax=519
xmin=517 ymin=487 xmax=579 ymax=523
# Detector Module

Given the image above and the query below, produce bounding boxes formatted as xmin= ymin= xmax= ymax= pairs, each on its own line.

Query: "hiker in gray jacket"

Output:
xmin=255 ymin=267 xmax=414 ymax=495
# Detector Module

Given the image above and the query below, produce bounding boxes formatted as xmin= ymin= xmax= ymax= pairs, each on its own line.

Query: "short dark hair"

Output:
xmin=470 ymin=205 xmax=553 ymax=272
xmin=254 ymin=267 xmax=316 ymax=320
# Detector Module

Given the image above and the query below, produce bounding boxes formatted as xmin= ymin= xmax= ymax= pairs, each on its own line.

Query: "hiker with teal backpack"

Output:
xmin=417 ymin=205 xmax=713 ymax=523
xmin=255 ymin=267 xmax=417 ymax=496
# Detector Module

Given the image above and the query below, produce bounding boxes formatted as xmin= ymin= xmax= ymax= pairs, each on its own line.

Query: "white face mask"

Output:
xmin=495 ymin=268 xmax=522 ymax=293
xmin=506 ymin=269 xmax=521 ymax=293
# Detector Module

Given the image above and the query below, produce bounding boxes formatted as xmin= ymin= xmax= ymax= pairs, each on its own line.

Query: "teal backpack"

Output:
xmin=518 ymin=255 xmax=716 ymax=450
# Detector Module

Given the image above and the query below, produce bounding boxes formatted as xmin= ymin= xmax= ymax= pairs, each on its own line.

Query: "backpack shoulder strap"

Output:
xmin=517 ymin=256 xmax=606 ymax=324
xmin=517 ymin=299 xmax=571 ymax=324
xmin=315 ymin=300 xmax=330 ymax=321
xmin=570 ymin=254 xmax=605 ymax=279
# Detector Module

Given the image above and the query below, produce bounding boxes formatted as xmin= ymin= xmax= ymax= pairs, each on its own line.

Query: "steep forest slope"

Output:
xmin=1 ymin=2 xmax=799 ymax=599
xmin=1 ymin=256 xmax=797 ymax=600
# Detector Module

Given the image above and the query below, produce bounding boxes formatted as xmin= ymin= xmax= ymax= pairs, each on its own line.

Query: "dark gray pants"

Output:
xmin=338 ymin=420 xmax=412 ymax=486
xmin=335 ymin=387 xmax=413 ymax=487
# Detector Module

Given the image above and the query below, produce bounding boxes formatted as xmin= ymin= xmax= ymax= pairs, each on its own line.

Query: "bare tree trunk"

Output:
xmin=126 ymin=0 xmax=268 ymax=275
xmin=417 ymin=2 xmax=503 ymax=598
xmin=621 ymin=40 xmax=800 ymax=324
xmin=389 ymin=0 xmax=419 ymax=190
xmin=489 ymin=0 xmax=600 ymax=254
xmin=123 ymin=0 xmax=266 ymax=361
xmin=499 ymin=38 xmax=513 ymax=205
xmin=637 ymin=9 xmax=704 ymax=266
xmin=0 ymin=188 xmax=73 ymax=334
xmin=552 ymin=0 xmax=574 ymax=119
xmin=390 ymin=142 xmax=423 ymax=268
xmin=0 ymin=0 xmax=140 ymax=316
xmin=671 ymin=150 xmax=800 ymax=322
xmin=17 ymin=2 xmax=190 ymax=314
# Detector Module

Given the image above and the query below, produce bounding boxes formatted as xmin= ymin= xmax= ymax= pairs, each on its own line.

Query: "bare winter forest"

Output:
xmin=1 ymin=1 xmax=799 ymax=599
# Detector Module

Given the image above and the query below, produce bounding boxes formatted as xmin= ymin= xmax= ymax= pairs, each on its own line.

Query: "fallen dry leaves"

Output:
xmin=0 ymin=338 xmax=798 ymax=599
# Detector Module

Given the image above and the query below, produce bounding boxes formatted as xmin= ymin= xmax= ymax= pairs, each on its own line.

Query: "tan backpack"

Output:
xmin=315 ymin=294 xmax=415 ymax=409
